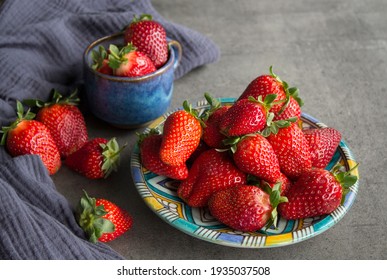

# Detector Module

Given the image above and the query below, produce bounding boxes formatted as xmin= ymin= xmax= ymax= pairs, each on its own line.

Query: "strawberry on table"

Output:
xmin=76 ymin=190 xmax=133 ymax=243
xmin=65 ymin=137 xmax=126 ymax=179
xmin=108 ymin=43 xmax=156 ymax=77
xmin=267 ymin=122 xmax=312 ymax=180
xmin=138 ymin=129 xmax=188 ymax=180
xmin=124 ymin=14 xmax=168 ymax=68
xmin=208 ymin=184 xmax=287 ymax=232
xmin=278 ymin=165 xmax=358 ymax=220
xmin=303 ymin=127 xmax=342 ymax=168
xmin=0 ymin=101 xmax=61 ymax=175
xmin=24 ymin=89 xmax=88 ymax=158
xmin=159 ymin=101 xmax=203 ymax=166
xmin=177 ymin=149 xmax=247 ymax=208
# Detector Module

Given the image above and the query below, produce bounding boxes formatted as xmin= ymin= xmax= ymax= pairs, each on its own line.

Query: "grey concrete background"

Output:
xmin=53 ymin=0 xmax=386 ymax=259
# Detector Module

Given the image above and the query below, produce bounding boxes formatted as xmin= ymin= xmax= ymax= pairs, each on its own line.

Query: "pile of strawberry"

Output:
xmin=92 ymin=14 xmax=168 ymax=77
xmin=139 ymin=67 xmax=358 ymax=232
xmin=0 ymin=89 xmax=132 ymax=243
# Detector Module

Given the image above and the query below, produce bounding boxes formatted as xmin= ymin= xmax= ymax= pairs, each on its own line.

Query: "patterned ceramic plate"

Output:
xmin=130 ymin=97 xmax=359 ymax=248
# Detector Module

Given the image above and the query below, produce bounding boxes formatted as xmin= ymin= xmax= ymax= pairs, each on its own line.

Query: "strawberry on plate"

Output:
xmin=177 ymin=149 xmax=247 ymax=208
xmin=108 ymin=43 xmax=156 ymax=77
xmin=24 ymin=89 xmax=88 ymax=158
xmin=303 ymin=127 xmax=342 ymax=168
xmin=1 ymin=101 xmax=61 ymax=175
xmin=138 ymin=129 xmax=188 ymax=180
xmin=65 ymin=137 xmax=126 ymax=179
xmin=238 ymin=66 xmax=303 ymax=121
xmin=278 ymin=165 xmax=358 ymax=220
xmin=76 ymin=190 xmax=133 ymax=243
xmin=208 ymin=184 xmax=287 ymax=232
xmin=159 ymin=101 xmax=203 ymax=166
xmin=124 ymin=14 xmax=168 ymax=68
xmin=267 ymin=122 xmax=312 ymax=180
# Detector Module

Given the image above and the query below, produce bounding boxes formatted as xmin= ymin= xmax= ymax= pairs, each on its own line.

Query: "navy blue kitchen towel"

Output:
xmin=0 ymin=0 xmax=220 ymax=259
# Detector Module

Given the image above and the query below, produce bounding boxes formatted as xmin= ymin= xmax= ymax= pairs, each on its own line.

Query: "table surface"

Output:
xmin=53 ymin=0 xmax=387 ymax=259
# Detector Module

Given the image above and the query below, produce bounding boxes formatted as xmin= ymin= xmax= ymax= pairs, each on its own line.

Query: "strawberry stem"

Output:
xmin=100 ymin=138 xmax=127 ymax=178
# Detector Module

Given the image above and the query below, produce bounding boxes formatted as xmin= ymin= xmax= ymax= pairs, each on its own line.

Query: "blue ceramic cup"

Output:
xmin=83 ymin=32 xmax=182 ymax=128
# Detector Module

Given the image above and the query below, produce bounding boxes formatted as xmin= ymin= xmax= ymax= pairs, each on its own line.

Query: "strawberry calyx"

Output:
xmin=108 ymin=43 xmax=137 ymax=69
xmin=24 ymin=88 xmax=80 ymax=108
xmin=261 ymin=115 xmax=298 ymax=137
xmin=269 ymin=66 xmax=304 ymax=115
xmin=182 ymin=100 xmax=206 ymax=128
xmin=201 ymin=92 xmax=222 ymax=122
xmin=331 ymin=163 xmax=359 ymax=204
xmin=261 ymin=182 xmax=288 ymax=230
xmin=100 ymin=138 xmax=127 ymax=178
xmin=131 ymin=13 xmax=153 ymax=24
xmin=91 ymin=45 xmax=108 ymax=71
xmin=75 ymin=190 xmax=115 ymax=243
xmin=0 ymin=100 xmax=35 ymax=145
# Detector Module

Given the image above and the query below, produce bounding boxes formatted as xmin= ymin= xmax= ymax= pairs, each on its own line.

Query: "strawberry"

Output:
xmin=65 ymin=137 xmax=125 ymax=179
xmin=138 ymin=129 xmax=188 ymax=180
xmin=124 ymin=14 xmax=168 ymax=68
xmin=24 ymin=89 xmax=88 ymax=158
xmin=208 ymin=184 xmax=287 ymax=232
xmin=201 ymin=93 xmax=230 ymax=148
xmin=159 ymin=101 xmax=203 ymax=166
xmin=267 ymin=122 xmax=312 ymax=180
xmin=219 ymin=94 xmax=277 ymax=137
xmin=238 ymin=66 xmax=303 ymax=121
xmin=278 ymin=165 xmax=358 ymax=220
xmin=91 ymin=45 xmax=113 ymax=75
xmin=108 ymin=43 xmax=156 ymax=77
xmin=76 ymin=190 xmax=133 ymax=243
xmin=228 ymin=134 xmax=282 ymax=183
xmin=177 ymin=149 xmax=247 ymax=208
xmin=0 ymin=101 xmax=61 ymax=175
xmin=303 ymin=127 xmax=342 ymax=168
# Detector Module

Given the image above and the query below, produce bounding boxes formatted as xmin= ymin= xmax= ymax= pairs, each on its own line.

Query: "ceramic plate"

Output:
xmin=130 ymin=97 xmax=359 ymax=248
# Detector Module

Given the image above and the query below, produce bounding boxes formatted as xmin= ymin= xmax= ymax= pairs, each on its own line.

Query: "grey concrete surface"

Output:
xmin=53 ymin=0 xmax=387 ymax=259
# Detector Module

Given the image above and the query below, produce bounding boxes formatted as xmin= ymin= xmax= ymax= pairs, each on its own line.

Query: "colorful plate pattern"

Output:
xmin=130 ymin=97 xmax=359 ymax=248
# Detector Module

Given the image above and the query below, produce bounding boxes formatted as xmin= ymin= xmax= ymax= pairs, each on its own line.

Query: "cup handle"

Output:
xmin=168 ymin=40 xmax=182 ymax=70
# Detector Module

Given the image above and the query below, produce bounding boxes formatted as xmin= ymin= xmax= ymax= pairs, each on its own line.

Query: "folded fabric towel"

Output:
xmin=0 ymin=0 xmax=220 ymax=259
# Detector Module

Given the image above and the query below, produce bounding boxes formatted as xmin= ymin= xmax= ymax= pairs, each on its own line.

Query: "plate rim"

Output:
xmin=130 ymin=97 xmax=359 ymax=248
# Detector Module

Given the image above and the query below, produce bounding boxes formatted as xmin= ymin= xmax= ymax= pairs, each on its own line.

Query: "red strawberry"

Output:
xmin=219 ymin=94 xmax=277 ymax=137
xmin=159 ymin=101 xmax=203 ymax=166
xmin=76 ymin=191 xmax=133 ymax=243
xmin=201 ymin=93 xmax=230 ymax=148
xmin=124 ymin=14 xmax=168 ymax=68
xmin=108 ymin=43 xmax=156 ymax=77
xmin=138 ymin=130 xmax=188 ymax=180
xmin=91 ymin=45 xmax=113 ymax=75
xmin=229 ymin=134 xmax=282 ymax=183
xmin=208 ymin=184 xmax=287 ymax=232
xmin=238 ymin=66 xmax=303 ymax=121
xmin=278 ymin=165 xmax=358 ymax=219
xmin=24 ymin=89 xmax=88 ymax=158
xmin=267 ymin=122 xmax=312 ymax=180
xmin=1 ymin=101 xmax=61 ymax=175
xmin=65 ymin=137 xmax=125 ymax=179
xmin=177 ymin=149 xmax=247 ymax=208
xmin=303 ymin=127 xmax=342 ymax=168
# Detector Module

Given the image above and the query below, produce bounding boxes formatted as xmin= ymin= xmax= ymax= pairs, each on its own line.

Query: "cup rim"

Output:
xmin=83 ymin=32 xmax=176 ymax=82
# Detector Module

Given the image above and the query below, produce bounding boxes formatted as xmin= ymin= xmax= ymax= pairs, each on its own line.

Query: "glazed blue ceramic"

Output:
xmin=83 ymin=33 xmax=182 ymax=128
